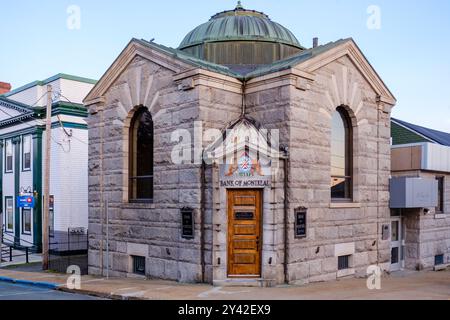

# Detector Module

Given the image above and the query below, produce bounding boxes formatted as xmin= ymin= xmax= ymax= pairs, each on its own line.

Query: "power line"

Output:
xmin=0 ymin=93 xmax=71 ymax=152
xmin=54 ymin=91 xmax=89 ymax=146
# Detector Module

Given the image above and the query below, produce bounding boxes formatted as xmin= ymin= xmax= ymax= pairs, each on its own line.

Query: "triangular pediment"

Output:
xmin=205 ymin=117 xmax=281 ymax=161
xmin=84 ymin=39 xmax=195 ymax=105
xmin=293 ymin=39 xmax=396 ymax=105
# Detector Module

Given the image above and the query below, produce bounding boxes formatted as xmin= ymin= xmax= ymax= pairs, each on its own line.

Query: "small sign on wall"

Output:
xmin=181 ymin=207 xmax=194 ymax=239
xmin=295 ymin=207 xmax=307 ymax=238
xmin=16 ymin=195 xmax=35 ymax=209
xmin=220 ymin=152 xmax=271 ymax=188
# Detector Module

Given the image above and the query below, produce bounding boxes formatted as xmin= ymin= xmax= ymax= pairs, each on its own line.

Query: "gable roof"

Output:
xmin=2 ymin=73 xmax=97 ymax=99
xmin=392 ymin=118 xmax=450 ymax=147
xmin=138 ymin=38 xmax=353 ymax=81
xmin=86 ymin=37 xmax=396 ymax=106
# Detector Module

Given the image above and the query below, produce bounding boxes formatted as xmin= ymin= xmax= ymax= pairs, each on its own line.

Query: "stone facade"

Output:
xmin=84 ymin=35 xmax=397 ymax=285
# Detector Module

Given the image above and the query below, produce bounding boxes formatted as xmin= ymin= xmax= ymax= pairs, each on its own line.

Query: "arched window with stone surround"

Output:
xmin=331 ymin=106 xmax=353 ymax=201
xmin=129 ymin=107 xmax=154 ymax=202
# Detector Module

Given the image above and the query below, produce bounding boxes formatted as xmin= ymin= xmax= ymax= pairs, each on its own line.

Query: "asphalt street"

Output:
xmin=0 ymin=282 xmax=102 ymax=300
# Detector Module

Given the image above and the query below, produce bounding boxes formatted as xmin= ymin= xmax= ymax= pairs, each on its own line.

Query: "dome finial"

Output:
xmin=236 ymin=1 xmax=244 ymax=10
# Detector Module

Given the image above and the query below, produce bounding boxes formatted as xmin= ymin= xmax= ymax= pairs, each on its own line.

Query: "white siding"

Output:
xmin=59 ymin=79 xmax=94 ymax=105
xmin=19 ymin=134 xmax=34 ymax=245
xmin=43 ymin=127 xmax=88 ymax=233
xmin=2 ymin=141 xmax=15 ymax=233
xmin=7 ymin=77 xmax=94 ymax=107
xmin=422 ymin=143 xmax=450 ymax=173
xmin=6 ymin=85 xmax=44 ymax=106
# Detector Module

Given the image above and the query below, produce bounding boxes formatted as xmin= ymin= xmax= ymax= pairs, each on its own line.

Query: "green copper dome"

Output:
xmin=178 ymin=2 xmax=303 ymax=68
xmin=179 ymin=3 xmax=302 ymax=50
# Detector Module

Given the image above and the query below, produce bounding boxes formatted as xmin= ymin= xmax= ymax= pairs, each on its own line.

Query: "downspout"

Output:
xmin=99 ymin=106 xmax=105 ymax=276
xmin=200 ymin=152 xmax=206 ymax=283
xmin=241 ymin=80 xmax=247 ymax=118
xmin=282 ymin=148 xmax=289 ymax=284
xmin=376 ymin=95 xmax=381 ymax=266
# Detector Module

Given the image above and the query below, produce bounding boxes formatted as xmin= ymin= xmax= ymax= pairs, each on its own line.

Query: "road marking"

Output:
xmin=198 ymin=286 xmax=251 ymax=298
xmin=0 ymin=288 xmax=54 ymax=298
xmin=154 ymin=286 xmax=173 ymax=290
xmin=111 ymin=287 xmax=138 ymax=295
xmin=121 ymin=290 xmax=148 ymax=298
xmin=80 ymin=278 xmax=106 ymax=284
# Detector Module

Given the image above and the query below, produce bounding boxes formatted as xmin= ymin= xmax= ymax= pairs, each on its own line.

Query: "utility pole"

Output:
xmin=42 ymin=85 xmax=52 ymax=270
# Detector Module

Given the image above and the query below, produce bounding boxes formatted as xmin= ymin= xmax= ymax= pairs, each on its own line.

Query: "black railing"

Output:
xmin=1 ymin=226 xmax=39 ymax=264
xmin=48 ymin=229 xmax=89 ymax=275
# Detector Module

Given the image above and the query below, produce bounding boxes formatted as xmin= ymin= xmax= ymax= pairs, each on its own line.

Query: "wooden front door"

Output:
xmin=227 ymin=190 xmax=262 ymax=277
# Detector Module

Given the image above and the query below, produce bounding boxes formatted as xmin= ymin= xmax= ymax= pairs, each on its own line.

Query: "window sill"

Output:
xmin=337 ymin=268 xmax=355 ymax=278
xmin=330 ymin=202 xmax=361 ymax=209
xmin=434 ymin=263 xmax=450 ymax=271
xmin=122 ymin=202 xmax=155 ymax=210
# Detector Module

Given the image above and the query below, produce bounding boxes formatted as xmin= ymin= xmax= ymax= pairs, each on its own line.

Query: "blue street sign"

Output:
xmin=17 ymin=195 xmax=35 ymax=208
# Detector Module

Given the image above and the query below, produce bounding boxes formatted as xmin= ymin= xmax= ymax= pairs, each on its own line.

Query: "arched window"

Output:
xmin=331 ymin=107 xmax=353 ymax=200
xmin=129 ymin=107 xmax=154 ymax=201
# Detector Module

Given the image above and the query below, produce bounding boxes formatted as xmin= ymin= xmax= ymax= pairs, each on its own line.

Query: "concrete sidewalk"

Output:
xmin=0 ymin=267 xmax=448 ymax=300
xmin=0 ymin=250 xmax=42 ymax=268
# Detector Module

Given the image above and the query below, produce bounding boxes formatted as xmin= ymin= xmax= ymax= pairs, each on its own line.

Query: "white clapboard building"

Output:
xmin=0 ymin=74 xmax=96 ymax=252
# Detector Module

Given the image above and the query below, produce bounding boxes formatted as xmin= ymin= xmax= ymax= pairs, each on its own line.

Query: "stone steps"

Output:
xmin=213 ymin=278 xmax=277 ymax=288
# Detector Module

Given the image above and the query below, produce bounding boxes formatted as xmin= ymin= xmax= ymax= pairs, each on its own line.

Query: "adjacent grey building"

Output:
xmin=391 ymin=118 xmax=450 ymax=271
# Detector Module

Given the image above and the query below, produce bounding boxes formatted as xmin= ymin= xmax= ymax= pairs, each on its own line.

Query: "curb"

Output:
xmin=0 ymin=276 xmax=60 ymax=290
xmin=57 ymin=286 xmax=144 ymax=300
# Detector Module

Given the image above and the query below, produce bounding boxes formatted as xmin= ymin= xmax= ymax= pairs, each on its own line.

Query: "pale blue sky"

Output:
xmin=1 ymin=0 xmax=449 ymax=131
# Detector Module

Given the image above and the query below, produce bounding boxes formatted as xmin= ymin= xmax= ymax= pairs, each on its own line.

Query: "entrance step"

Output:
xmin=214 ymin=278 xmax=277 ymax=288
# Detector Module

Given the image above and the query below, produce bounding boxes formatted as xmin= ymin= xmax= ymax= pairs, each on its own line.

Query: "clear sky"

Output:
xmin=1 ymin=0 xmax=449 ymax=132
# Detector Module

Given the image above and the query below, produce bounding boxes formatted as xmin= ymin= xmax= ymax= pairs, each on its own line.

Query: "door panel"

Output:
xmin=228 ymin=190 xmax=262 ymax=277
xmin=390 ymin=217 xmax=404 ymax=271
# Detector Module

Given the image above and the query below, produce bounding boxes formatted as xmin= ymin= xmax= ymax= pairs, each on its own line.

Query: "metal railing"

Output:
xmin=48 ymin=229 xmax=89 ymax=275
xmin=1 ymin=226 xmax=39 ymax=264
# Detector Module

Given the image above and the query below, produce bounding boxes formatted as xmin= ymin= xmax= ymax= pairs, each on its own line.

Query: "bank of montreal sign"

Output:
xmin=220 ymin=152 xmax=272 ymax=188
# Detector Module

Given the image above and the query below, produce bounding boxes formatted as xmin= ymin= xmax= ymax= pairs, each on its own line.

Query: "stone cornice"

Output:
xmin=174 ymin=68 xmax=243 ymax=94
xmin=246 ymin=68 xmax=315 ymax=94
xmin=84 ymin=96 xmax=106 ymax=109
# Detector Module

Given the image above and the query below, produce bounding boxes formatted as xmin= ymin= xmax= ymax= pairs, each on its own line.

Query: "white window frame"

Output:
xmin=22 ymin=208 xmax=32 ymax=235
xmin=5 ymin=139 xmax=13 ymax=173
xmin=5 ymin=197 xmax=14 ymax=232
xmin=22 ymin=135 xmax=32 ymax=171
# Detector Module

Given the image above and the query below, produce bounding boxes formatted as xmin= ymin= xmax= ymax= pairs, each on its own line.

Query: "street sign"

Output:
xmin=16 ymin=195 xmax=35 ymax=208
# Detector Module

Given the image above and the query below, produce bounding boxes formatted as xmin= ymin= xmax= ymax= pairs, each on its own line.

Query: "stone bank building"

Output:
xmin=85 ymin=3 xmax=398 ymax=285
